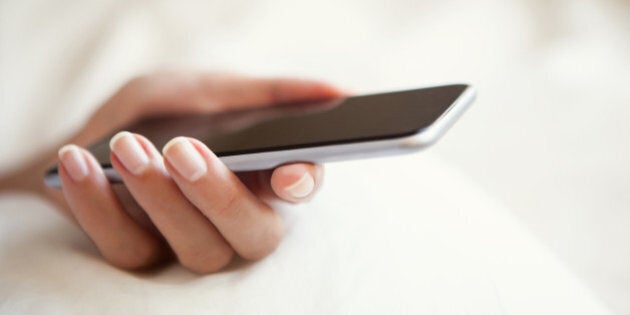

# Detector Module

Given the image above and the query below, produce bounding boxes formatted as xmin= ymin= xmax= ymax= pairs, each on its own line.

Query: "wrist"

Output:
xmin=0 ymin=148 xmax=58 ymax=198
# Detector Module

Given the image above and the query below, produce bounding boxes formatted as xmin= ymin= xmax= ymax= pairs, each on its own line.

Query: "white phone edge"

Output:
xmin=44 ymin=86 xmax=475 ymax=188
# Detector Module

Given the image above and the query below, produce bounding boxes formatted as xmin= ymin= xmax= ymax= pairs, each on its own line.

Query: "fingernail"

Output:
xmin=284 ymin=172 xmax=315 ymax=198
xmin=162 ymin=137 xmax=207 ymax=181
xmin=109 ymin=131 xmax=149 ymax=175
xmin=58 ymin=144 xmax=89 ymax=181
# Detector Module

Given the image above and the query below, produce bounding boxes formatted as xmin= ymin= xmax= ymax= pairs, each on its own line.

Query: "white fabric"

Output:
xmin=1 ymin=0 xmax=625 ymax=314
xmin=0 ymin=155 xmax=610 ymax=314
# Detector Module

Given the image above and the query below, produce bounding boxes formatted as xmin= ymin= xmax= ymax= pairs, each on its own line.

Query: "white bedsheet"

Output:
xmin=0 ymin=155 xmax=610 ymax=314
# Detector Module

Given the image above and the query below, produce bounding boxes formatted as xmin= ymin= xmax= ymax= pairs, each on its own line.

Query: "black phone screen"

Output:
xmin=87 ymin=84 xmax=467 ymax=165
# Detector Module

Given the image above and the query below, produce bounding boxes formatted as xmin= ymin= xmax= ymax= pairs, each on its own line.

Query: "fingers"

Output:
xmin=205 ymin=76 xmax=345 ymax=109
xmin=57 ymin=145 xmax=166 ymax=270
xmin=270 ymin=163 xmax=323 ymax=202
xmin=109 ymin=132 xmax=234 ymax=273
xmin=241 ymin=163 xmax=323 ymax=203
xmin=59 ymin=133 xmax=306 ymax=273
xmin=162 ymin=137 xmax=283 ymax=260
xmin=75 ymin=73 xmax=344 ymax=148
xmin=126 ymin=73 xmax=345 ymax=116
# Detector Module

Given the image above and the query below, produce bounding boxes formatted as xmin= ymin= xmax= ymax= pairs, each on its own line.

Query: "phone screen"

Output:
xmin=86 ymin=84 xmax=467 ymax=165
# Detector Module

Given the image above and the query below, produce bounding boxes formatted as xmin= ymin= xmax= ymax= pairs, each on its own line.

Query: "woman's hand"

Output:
xmin=4 ymin=72 xmax=342 ymax=273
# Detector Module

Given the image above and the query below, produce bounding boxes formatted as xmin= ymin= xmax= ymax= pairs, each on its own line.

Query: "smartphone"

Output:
xmin=45 ymin=84 xmax=475 ymax=188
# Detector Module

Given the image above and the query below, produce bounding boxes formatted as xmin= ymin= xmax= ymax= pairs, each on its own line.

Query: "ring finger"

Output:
xmin=57 ymin=144 xmax=166 ymax=270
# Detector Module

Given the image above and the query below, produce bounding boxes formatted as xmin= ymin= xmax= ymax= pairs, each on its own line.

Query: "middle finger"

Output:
xmin=109 ymin=132 xmax=234 ymax=273
xmin=162 ymin=137 xmax=283 ymax=260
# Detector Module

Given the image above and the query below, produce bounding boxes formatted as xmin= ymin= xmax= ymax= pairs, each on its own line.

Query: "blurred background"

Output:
xmin=1 ymin=0 xmax=629 ymax=313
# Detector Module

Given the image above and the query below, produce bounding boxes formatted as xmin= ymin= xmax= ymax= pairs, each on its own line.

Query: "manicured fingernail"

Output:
xmin=162 ymin=137 xmax=207 ymax=181
xmin=109 ymin=131 xmax=150 ymax=175
xmin=284 ymin=172 xmax=315 ymax=198
xmin=58 ymin=144 xmax=89 ymax=181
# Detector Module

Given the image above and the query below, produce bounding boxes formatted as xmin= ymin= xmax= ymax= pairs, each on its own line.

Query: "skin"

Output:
xmin=0 ymin=72 xmax=343 ymax=274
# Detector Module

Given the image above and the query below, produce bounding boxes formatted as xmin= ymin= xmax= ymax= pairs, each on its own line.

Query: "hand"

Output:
xmin=3 ymin=72 xmax=343 ymax=273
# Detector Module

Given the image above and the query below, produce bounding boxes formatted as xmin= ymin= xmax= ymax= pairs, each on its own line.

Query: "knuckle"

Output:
xmin=210 ymin=185 xmax=242 ymax=219
xmin=267 ymin=80 xmax=283 ymax=104
xmin=179 ymin=246 xmax=234 ymax=274
xmin=120 ymin=75 xmax=151 ymax=96
xmin=239 ymin=220 xmax=284 ymax=261
xmin=106 ymin=241 xmax=164 ymax=271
